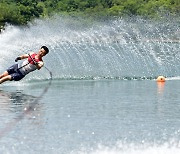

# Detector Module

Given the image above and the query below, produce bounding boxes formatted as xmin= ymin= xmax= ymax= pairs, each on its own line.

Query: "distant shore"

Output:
xmin=0 ymin=0 xmax=179 ymax=32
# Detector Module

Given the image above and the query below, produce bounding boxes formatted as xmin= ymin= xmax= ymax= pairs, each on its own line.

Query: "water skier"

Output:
xmin=0 ymin=46 xmax=49 ymax=84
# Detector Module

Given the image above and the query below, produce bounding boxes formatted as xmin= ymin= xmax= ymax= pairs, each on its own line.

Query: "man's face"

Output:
xmin=38 ymin=48 xmax=46 ymax=57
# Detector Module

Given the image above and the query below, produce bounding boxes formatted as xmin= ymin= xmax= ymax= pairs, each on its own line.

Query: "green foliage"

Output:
xmin=0 ymin=0 xmax=179 ymax=29
xmin=0 ymin=0 xmax=43 ymax=25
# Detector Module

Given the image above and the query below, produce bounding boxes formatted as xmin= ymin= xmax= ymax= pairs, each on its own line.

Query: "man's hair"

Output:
xmin=41 ymin=46 xmax=49 ymax=54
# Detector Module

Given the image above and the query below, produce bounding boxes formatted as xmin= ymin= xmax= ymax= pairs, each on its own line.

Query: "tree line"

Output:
xmin=0 ymin=0 xmax=179 ymax=28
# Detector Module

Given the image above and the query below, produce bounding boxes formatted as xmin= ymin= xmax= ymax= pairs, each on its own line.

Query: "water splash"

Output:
xmin=0 ymin=16 xmax=179 ymax=80
xmin=75 ymin=140 xmax=180 ymax=154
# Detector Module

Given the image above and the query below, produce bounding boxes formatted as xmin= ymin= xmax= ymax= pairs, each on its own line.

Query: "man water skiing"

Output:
xmin=0 ymin=46 xmax=49 ymax=84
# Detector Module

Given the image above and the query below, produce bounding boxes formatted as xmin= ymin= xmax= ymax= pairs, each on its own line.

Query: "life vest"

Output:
xmin=18 ymin=53 xmax=43 ymax=75
xmin=28 ymin=53 xmax=42 ymax=64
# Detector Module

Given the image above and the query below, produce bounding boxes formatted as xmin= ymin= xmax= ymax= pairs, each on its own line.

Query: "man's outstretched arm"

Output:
xmin=15 ymin=54 xmax=29 ymax=62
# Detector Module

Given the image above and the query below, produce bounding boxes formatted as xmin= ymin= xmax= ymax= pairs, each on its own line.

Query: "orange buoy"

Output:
xmin=156 ymin=76 xmax=165 ymax=82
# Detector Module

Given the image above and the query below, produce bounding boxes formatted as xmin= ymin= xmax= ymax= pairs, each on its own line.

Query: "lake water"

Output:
xmin=0 ymin=16 xmax=180 ymax=153
xmin=0 ymin=79 xmax=180 ymax=154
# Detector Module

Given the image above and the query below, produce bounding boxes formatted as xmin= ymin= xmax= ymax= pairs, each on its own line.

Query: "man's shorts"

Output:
xmin=7 ymin=64 xmax=25 ymax=81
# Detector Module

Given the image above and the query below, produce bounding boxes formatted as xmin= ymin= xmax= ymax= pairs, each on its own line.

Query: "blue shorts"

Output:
xmin=7 ymin=64 xmax=25 ymax=81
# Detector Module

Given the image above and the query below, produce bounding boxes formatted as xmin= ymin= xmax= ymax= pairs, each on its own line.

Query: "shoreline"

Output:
xmin=0 ymin=0 xmax=179 ymax=34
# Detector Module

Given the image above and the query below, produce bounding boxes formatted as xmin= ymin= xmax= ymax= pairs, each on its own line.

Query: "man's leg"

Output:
xmin=0 ymin=71 xmax=9 ymax=79
xmin=0 ymin=75 xmax=12 ymax=84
